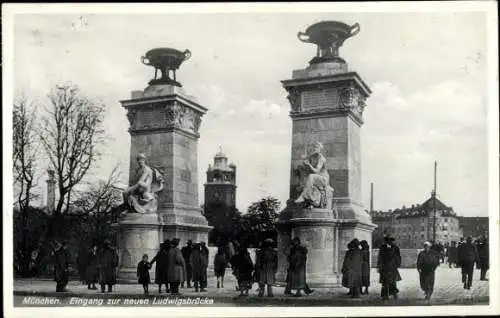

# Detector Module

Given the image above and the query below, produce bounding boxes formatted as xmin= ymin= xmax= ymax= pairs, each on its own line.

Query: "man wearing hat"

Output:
xmin=181 ymin=240 xmax=194 ymax=288
xmin=96 ymin=239 xmax=119 ymax=293
xmin=255 ymin=238 xmax=278 ymax=297
xmin=457 ymin=236 xmax=478 ymax=289
xmin=51 ymin=240 xmax=71 ymax=292
xmin=417 ymin=241 xmax=441 ymax=300
xmin=377 ymin=235 xmax=402 ymax=300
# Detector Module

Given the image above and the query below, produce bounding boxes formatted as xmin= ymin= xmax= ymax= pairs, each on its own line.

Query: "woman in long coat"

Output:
xmin=167 ymin=238 xmax=186 ymax=295
xmin=191 ymin=243 xmax=208 ymax=292
xmin=255 ymin=238 xmax=278 ymax=297
xmin=377 ymin=236 xmax=402 ymax=300
xmin=96 ymin=239 xmax=119 ymax=293
xmin=360 ymin=240 xmax=371 ymax=294
xmin=85 ymin=244 xmax=98 ymax=290
xmin=289 ymin=237 xmax=308 ymax=297
xmin=214 ymin=246 xmax=228 ymax=289
xmin=230 ymin=245 xmax=254 ymax=296
xmin=342 ymin=239 xmax=363 ymax=298
xmin=150 ymin=240 xmax=170 ymax=293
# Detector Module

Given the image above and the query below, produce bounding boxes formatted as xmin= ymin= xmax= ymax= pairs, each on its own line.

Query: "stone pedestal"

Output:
xmin=276 ymin=51 xmax=376 ymax=288
xmin=116 ymin=84 xmax=211 ymax=281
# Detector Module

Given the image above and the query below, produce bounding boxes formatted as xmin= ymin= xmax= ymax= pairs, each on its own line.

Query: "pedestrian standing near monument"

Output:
xmin=166 ymin=238 xmax=186 ymax=295
xmin=150 ymin=240 xmax=170 ymax=293
xmin=190 ymin=243 xmax=208 ymax=292
xmin=181 ymin=240 xmax=193 ymax=288
xmin=85 ymin=244 xmax=98 ymax=290
xmin=137 ymin=254 xmax=152 ymax=295
xmin=214 ymin=246 xmax=228 ymax=289
xmin=255 ymin=238 xmax=278 ymax=297
xmin=230 ymin=244 xmax=254 ymax=297
xmin=51 ymin=240 xmax=71 ymax=292
xmin=342 ymin=239 xmax=363 ymax=299
xmin=96 ymin=239 xmax=119 ymax=293
xmin=417 ymin=241 xmax=440 ymax=300
xmin=288 ymin=237 xmax=308 ymax=297
xmin=476 ymin=235 xmax=489 ymax=281
xmin=457 ymin=236 xmax=478 ymax=289
xmin=360 ymin=240 xmax=371 ymax=295
xmin=200 ymin=242 xmax=209 ymax=290
xmin=377 ymin=236 xmax=402 ymax=300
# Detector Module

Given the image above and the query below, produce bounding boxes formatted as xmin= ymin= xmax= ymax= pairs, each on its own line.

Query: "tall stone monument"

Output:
xmin=116 ymin=48 xmax=211 ymax=281
xmin=277 ymin=21 xmax=376 ymax=287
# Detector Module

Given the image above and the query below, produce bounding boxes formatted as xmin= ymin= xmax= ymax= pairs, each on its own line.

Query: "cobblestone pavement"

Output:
xmin=13 ymin=267 xmax=489 ymax=306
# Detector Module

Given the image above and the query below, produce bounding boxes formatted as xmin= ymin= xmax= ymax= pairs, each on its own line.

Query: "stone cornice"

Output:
xmin=290 ymin=108 xmax=364 ymax=126
xmin=282 ymin=71 xmax=371 ymax=97
xmin=121 ymin=94 xmax=208 ymax=114
xmin=129 ymin=126 xmax=200 ymax=139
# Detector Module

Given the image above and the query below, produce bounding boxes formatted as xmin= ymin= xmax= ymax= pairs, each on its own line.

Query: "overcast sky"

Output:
xmin=10 ymin=7 xmax=493 ymax=217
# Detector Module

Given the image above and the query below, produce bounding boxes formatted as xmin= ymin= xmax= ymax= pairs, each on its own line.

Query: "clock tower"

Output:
xmin=204 ymin=148 xmax=237 ymax=209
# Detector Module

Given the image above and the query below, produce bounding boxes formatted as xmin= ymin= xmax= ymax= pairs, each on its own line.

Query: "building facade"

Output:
xmin=371 ymin=194 xmax=463 ymax=248
xmin=203 ymin=148 xmax=237 ymax=225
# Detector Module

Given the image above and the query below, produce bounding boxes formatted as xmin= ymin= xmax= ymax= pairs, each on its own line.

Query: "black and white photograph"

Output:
xmin=3 ymin=2 xmax=499 ymax=317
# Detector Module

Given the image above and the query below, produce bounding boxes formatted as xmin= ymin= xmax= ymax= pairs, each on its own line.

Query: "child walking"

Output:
xmin=137 ymin=254 xmax=151 ymax=295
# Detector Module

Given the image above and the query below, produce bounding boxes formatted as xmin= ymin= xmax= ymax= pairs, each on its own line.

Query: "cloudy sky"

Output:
xmin=9 ymin=4 xmax=494 ymax=217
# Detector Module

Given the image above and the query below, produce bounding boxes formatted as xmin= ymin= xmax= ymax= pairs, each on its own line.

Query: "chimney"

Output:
xmin=46 ymin=169 xmax=56 ymax=213
xmin=370 ymin=182 xmax=374 ymax=212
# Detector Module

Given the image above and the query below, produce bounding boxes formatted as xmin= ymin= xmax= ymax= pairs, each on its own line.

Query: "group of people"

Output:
xmin=341 ymin=239 xmax=371 ymax=299
xmin=60 ymin=239 xmax=119 ymax=293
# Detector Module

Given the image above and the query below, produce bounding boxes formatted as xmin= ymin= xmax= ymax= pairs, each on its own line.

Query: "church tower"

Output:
xmin=204 ymin=147 xmax=237 ymax=208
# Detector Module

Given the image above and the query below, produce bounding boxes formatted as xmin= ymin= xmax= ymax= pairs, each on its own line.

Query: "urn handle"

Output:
xmin=297 ymin=31 xmax=311 ymax=43
xmin=349 ymin=23 xmax=360 ymax=37
xmin=141 ymin=56 xmax=152 ymax=66
xmin=183 ymin=49 xmax=192 ymax=61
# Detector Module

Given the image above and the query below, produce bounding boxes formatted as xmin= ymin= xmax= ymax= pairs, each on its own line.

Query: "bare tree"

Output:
xmin=13 ymin=94 xmax=40 ymax=276
xmin=39 ymin=84 xmax=106 ymax=217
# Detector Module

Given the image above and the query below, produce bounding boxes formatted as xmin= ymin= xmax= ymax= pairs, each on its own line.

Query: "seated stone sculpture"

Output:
xmin=294 ymin=142 xmax=334 ymax=209
xmin=122 ymin=153 xmax=164 ymax=214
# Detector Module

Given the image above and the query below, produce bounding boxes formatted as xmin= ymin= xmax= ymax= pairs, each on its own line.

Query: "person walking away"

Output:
xmin=137 ymin=254 xmax=151 ymax=294
xmin=51 ymin=240 xmax=71 ymax=292
xmin=150 ymin=240 xmax=170 ymax=293
xmin=457 ymin=236 xmax=477 ymax=289
xmin=190 ymin=243 xmax=204 ymax=292
xmin=377 ymin=236 xmax=402 ymax=300
xmin=342 ymin=239 xmax=363 ymax=299
xmin=476 ymin=236 xmax=489 ymax=281
xmin=288 ymin=237 xmax=308 ymax=297
xmin=360 ymin=240 xmax=371 ymax=294
xmin=96 ymin=239 xmax=119 ymax=293
xmin=255 ymin=238 xmax=278 ymax=297
xmin=230 ymin=244 xmax=254 ymax=297
xmin=85 ymin=244 xmax=98 ymax=290
xmin=181 ymin=240 xmax=193 ymax=288
xmin=200 ymin=242 xmax=209 ymax=290
xmin=447 ymin=241 xmax=458 ymax=268
xmin=417 ymin=241 xmax=440 ymax=300
xmin=76 ymin=245 xmax=88 ymax=285
xmin=167 ymin=238 xmax=186 ymax=295
xmin=214 ymin=246 xmax=228 ymax=289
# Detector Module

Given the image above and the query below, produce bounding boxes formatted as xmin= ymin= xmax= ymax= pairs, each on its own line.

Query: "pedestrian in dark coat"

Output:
xmin=137 ymin=254 xmax=151 ymax=294
xmin=289 ymin=237 xmax=308 ymax=297
xmin=96 ymin=239 xmax=119 ymax=293
xmin=85 ymin=244 xmax=98 ymax=290
xmin=167 ymin=238 xmax=186 ymax=295
xmin=417 ymin=241 xmax=440 ymax=300
xmin=458 ymin=236 xmax=478 ymax=289
xmin=181 ymin=240 xmax=193 ymax=288
xmin=476 ymin=236 xmax=489 ymax=281
xmin=51 ymin=240 xmax=71 ymax=292
xmin=200 ymin=242 xmax=209 ymax=290
xmin=377 ymin=236 xmax=402 ymax=300
xmin=190 ymin=243 xmax=208 ymax=292
xmin=447 ymin=241 xmax=458 ymax=268
xmin=76 ymin=246 xmax=88 ymax=285
xmin=360 ymin=240 xmax=371 ymax=294
xmin=255 ymin=238 xmax=278 ymax=297
xmin=214 ymin=246 xmax=228 ymax=289
xmin=342 ymin=239 xmax=363 ymax=298
xmin=150 ymin=240 xmax=170 ymax=293
xmin=230 ymin=245 xmax=254 ymax=296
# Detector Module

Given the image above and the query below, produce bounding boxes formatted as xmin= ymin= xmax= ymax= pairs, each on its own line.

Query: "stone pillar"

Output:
xmin=46 ymin=169 xmax=56 ymax=213
xmin=277 ymin=21 xmax=377 ymax=288
xmin=117 ymin=84 xmax=211 ymax=282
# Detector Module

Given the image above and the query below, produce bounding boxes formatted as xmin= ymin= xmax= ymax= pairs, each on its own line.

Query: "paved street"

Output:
xmin=13 ymin=267 xmax=489 ymax=306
